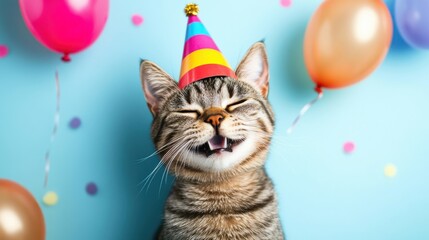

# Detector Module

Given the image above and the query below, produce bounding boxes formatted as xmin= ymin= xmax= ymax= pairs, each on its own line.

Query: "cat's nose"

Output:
xmin=205 ymin=114 xmax=224 ymax=129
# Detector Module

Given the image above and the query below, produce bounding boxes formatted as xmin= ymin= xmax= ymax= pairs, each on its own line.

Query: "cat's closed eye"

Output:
xmin=226 ymin=99 xmax=248 ymax=112
xmin=174 ymin=110 xmax=201 ymax=118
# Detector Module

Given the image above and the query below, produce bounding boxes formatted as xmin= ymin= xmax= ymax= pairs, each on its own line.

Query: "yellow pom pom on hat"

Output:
xmin=179 ymin=3 xmax=237 ymax=89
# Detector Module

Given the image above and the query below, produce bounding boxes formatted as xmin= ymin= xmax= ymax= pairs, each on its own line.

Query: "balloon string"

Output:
xmin=287 ymin=89 xmax=323 ymax=134
xmin=44 ymin=70 xmax=61 ymax=188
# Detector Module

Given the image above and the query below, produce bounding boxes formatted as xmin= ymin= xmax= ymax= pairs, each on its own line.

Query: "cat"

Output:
xmin=140 ymin=41 xmax=284 ymax=240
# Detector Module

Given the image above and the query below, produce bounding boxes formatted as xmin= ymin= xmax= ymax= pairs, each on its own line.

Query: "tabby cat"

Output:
xmin=140 ymin=42 xmax=284 ymax=239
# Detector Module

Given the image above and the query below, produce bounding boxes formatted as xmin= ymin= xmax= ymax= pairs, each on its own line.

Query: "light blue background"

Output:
xmin=1 ymin=0 xmax=428 ymax=239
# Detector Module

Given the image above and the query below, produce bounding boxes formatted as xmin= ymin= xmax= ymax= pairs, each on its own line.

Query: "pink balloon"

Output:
xmin=19 ymin=0 xmax=109 ymax=62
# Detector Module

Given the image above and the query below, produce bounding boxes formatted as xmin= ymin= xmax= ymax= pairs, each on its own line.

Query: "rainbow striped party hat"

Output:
xmin=178 ymin=3 xmax=237 ymax=89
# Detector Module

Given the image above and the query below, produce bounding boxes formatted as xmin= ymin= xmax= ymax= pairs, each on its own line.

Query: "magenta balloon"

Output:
xmin=19 ymin=0 xmax=109 ymax=61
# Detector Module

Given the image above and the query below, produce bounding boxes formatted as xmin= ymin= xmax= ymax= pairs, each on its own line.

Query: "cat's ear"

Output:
xmin=140 ymin=60 xmax=179 ymax=116
xmin=235 ymin=41 xmax=269 ymax=98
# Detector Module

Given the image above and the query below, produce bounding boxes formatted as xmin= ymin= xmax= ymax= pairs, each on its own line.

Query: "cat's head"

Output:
xmin=140 ymin=42 xmax=274 ymax=182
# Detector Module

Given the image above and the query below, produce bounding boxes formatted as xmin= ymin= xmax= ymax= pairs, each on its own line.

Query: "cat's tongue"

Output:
xmin=208 ymin=135 xmax=227 ymax=151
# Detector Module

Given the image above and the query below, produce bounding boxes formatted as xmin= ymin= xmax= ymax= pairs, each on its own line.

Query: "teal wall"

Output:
xmin=1 ymin=0 xmax=428 ymax=239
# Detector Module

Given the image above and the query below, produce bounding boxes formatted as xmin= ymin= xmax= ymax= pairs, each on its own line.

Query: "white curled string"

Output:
xmin=287 ymin=89 xmax=323 ymax=134
xmin=44 ymin=70 xmax=61 ymax=188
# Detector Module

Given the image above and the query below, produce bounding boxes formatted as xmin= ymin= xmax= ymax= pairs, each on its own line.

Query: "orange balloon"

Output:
xmin=304 ymin=0 xmax=393 ymax=89
xmin=0 ymin=179 xmax=45 ymax=240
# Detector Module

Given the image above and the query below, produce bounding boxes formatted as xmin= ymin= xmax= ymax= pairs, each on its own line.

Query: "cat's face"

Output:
xmin=140 ymin=42 xmax=273 ymax=181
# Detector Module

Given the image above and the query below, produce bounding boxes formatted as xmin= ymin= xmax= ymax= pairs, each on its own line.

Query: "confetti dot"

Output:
xmin=0 ymin=45 xmax=9 ymax=58
xmin=280 ymin=0 xmax=292 ymax=7
xmin=86 ymin=182 xmax=98 ymax=196
xmin=343 ymin=141 xmax=355 ymax=154
xmin=384 ymin=164 xmax=397 ymax=178
xmin=69 ymin=117 xmax=81 ymax=129
xmin=43 ymin=191 xmax=59 ymax=206
xmin=132 ymin=14 xmax=144 ymax=26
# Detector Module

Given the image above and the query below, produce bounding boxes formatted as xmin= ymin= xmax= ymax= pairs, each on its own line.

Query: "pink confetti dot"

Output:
xmin=343 ymin=141 xmax=355 ymax=154
xmin=0 ymin=45 xmax=9 ymax=58
xmin=132 ymin=14 xmax=144 ymax=26
xmin=280 ymin=0 xmax=292 ymax=7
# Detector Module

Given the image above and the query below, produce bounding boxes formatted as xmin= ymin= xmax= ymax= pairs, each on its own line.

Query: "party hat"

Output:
xmin=178 ymin=3 xmax=237 ymax=89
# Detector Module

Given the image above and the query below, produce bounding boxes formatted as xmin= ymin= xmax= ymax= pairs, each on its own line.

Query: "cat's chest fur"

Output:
xmin=158 ymin=169 xmax=284 ymax=240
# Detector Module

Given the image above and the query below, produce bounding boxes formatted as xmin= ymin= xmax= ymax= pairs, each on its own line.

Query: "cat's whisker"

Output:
xmin=146 ymin=155 xmax=174 ymax=194
xmin=179 ymin=144 xmax=196 ymax=179
xmin=163 ymin=144 xmax=182 ymax=184
xmin=180 ymin=144 xmax=194 ymax=175
xmin=246 ymin=129 xmax=289 ymax=148
xmin=172 ymin=143 xmax=188 ymax=175
xmin=242 ymin=118 xmax=303 ymax=145
xmin=240 ymin=121 xmax=293 ymax=148
xmin=160 ymin=138 xmax=186 ymax=165
xmin=168 ymin=141 xmax=191 ymax=176
xmin=159 ymin=138 xmax=189 ymax=188
xmin=174 ymin=143 xmax=190 ymax=175
xmin=137 ymin=135 xmax=191 ymax=194
xmin=137 ymin=135 xmax=188 ymax=163
xmin=159 ymin=148 xmax=179 ymax=186
xmin=161 ymin=142 xmax=192 ymax=195
xmin=138 ymin=136 xmax=189 ymax=194
xmin=138 ymin=160 xmax=162 ymax=186
xmin=139 ymin=159 xmax=164 ymax=194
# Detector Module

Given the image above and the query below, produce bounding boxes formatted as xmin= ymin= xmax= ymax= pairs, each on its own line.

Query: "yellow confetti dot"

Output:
xmin=43 ymin=191 xmax=59 ymax=206
xmin=384 ymin=164 xmax=397 ymax=178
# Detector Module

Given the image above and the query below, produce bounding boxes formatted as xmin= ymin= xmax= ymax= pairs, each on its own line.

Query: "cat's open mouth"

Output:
xmin=193 ymin=135 xmax=244 ymax=157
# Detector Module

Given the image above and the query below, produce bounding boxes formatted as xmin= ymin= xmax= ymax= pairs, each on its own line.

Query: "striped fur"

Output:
xmin=140 ymin=42 xmax=284 ymax=239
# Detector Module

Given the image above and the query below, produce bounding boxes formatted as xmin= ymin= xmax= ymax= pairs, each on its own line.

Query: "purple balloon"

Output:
xmin=395 ymin=0 xmax=429 ymax=49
